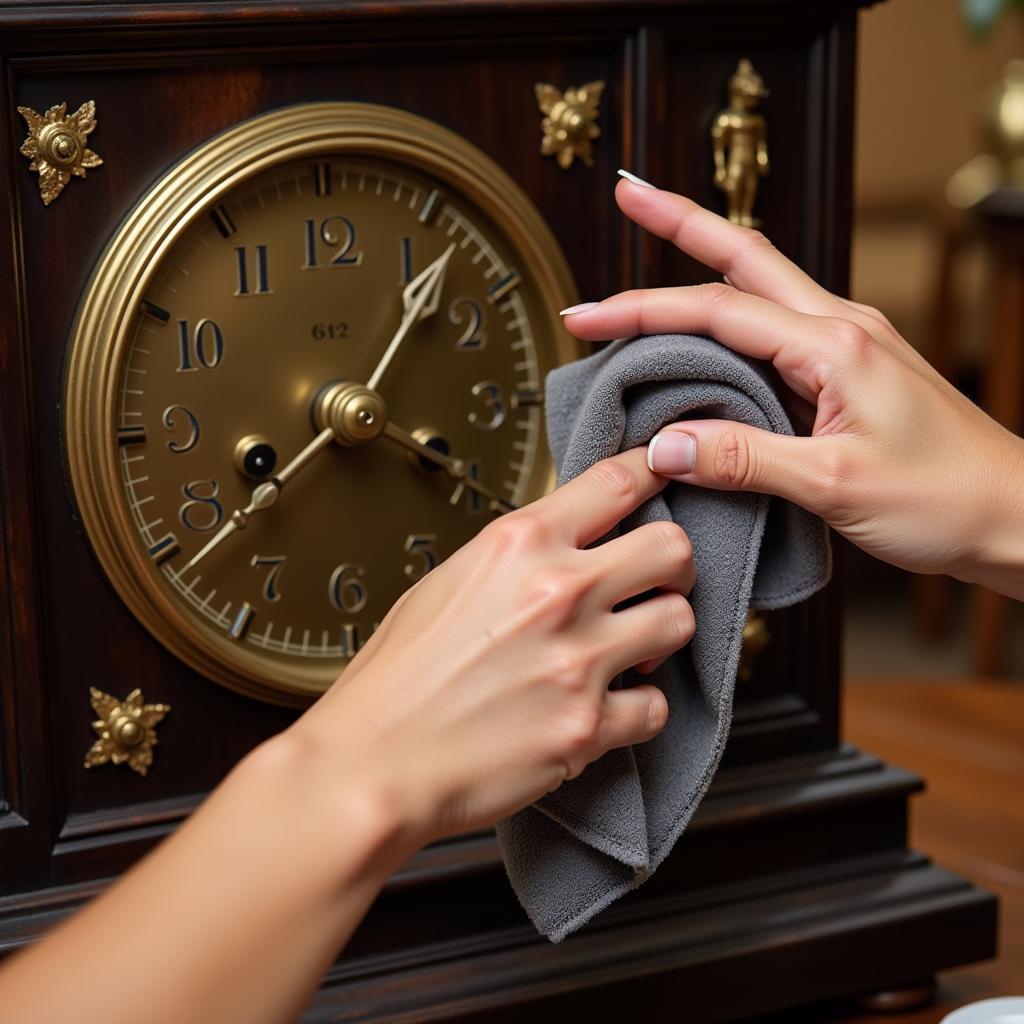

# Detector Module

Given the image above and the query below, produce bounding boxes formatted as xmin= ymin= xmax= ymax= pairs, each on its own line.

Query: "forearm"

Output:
xmin=0 ymin=726 xmax=419 ymax=1024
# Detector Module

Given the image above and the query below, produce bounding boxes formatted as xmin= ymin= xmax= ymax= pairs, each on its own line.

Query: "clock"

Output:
xmin=63 ymin=102 xmax=579 ymax=706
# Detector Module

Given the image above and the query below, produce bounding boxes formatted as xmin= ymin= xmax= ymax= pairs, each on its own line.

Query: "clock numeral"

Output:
xmin=329 ymin=563 xmax=368 ymax=614
xmin=176 ymin=319 xmax=224 ymax=372
xmin=234 ymin=245 xmax=272 ymax=296
xmin=162 ymin=404 xmax=200 ymax=454
xmin=251 ymin=554 xmax=286 ymax=603
xmin=468 ymin=380 xmax=506 ymax=431
xmin=178 ymin=479 xmax=223 ymax=532
xmin=449 ymin=296 xmax=486 ymax=350
xmin=450 ymin=459 xmax=484 ymax=514
xmin=404 ymin=534 xmax=438 ymax=581
xmin=303 ymin=216 xmax=363 ymax=269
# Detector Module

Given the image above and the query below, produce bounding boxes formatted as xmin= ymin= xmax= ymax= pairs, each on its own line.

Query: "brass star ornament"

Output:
xmin=535 ymin=81 xmax=605 ymax=170
xmin=18 ymin=100 xmax=103 ymax=206
xmin=84 ymin=687 xmax=170 ymax=778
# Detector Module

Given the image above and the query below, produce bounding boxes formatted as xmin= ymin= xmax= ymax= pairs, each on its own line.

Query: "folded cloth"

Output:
xmin=494 ymin=333 xmax=832 ymax=942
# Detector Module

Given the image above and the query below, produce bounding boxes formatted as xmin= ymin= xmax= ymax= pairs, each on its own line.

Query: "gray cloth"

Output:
xmin=494 ymin=333 xmax=832 ymax=942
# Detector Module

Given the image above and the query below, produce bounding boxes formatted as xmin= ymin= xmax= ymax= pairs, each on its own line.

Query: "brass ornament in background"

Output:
xmin=711 ymin=60 xmax=769 ymax=226
xmin=84 ymin=687 xmax=170 ymax=777
xmin=17 ymin=100 xmax=102 ymax=206
xmin=737 ymin=611 xmax=770 ymax=684
xmin=535 ymin=81 xmax=605 ymax=169
xmin=947 ymin=59 xmax=1024 ymax=209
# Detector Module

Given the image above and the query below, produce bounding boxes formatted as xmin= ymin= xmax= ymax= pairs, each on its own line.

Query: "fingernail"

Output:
xmin=617 ymin=168 xmax=656 ymax=189
xmin=648 ymin=432 xmax=696 ymax=475
xmin=559 ymin=301 xmax=600 ymax=316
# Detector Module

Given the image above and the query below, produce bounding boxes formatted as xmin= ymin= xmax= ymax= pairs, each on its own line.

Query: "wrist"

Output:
xmin=239 ymin=722 xmax=427 ymax=889
xmin=962 ymin=432 xmax=1024 ymax=599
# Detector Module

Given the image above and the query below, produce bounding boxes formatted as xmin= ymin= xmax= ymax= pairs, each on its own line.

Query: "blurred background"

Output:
xmin=838 ymin=3 xmax=1024 ymax=1010
xmin=845 ymin=0 xmax=1024 ymax=680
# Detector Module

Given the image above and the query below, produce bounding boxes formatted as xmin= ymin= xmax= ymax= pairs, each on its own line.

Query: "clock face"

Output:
xmin=65 ymin=104 xmax=578 ymax=704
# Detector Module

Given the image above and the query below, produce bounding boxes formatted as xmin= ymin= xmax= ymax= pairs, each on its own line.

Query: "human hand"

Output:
xmin=561 ymin=178 xmax=1024 ymax=598
xmin=293 ymin=447 xmax=695 ymax=847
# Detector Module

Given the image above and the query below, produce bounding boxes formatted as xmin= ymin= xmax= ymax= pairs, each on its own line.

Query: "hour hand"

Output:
xmin=381 ymin=421 xmax=516 ymax=515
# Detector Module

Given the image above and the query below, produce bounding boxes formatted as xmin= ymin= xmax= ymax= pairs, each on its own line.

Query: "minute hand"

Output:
xmin=181 ymin=426 xmax=335 ymax=572
xmin=366 ymin=243 xmax=455 ymax=391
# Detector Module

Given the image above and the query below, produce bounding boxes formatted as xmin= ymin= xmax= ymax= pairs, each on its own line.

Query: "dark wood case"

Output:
xmin=0 ymin=2 xmax=996 ymax=1020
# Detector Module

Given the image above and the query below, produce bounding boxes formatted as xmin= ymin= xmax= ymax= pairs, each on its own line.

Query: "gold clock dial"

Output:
xmin=65 ymin=104 xmax=579 ymax=705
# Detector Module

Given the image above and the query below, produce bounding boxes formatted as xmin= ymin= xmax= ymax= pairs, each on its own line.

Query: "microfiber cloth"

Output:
xmin=494 ymin=333 xmax=832 ymax=942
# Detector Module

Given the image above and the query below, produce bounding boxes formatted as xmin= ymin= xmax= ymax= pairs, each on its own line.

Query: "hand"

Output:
xmin=366 ymin=242 xmax=455 ymax=391
xmin=292 ymin=447 xmax=696 ymax=844
xmin=562 ymin=178 xmax=1024 ymax=598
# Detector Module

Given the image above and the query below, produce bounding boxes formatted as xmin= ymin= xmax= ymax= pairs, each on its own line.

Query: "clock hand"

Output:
xmin=182 ymin=426 xmax=335 ymax=571
xmin=381 ymin=421 xmax=517 ymax=514
xmin=366 ymin=242 xmax=455 ymax=391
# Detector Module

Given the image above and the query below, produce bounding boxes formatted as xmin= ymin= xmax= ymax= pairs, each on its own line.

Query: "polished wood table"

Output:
xmin=749 ymin=677 xmax=1024 ymax=1022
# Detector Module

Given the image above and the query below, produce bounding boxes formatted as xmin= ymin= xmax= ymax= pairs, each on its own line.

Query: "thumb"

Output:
xmin=646 ymin=420 xmax=837 ymax=516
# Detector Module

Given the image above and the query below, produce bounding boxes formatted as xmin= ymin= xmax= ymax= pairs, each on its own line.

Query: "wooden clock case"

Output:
xmin=0 ymin=1 xmax=996 ymax=1020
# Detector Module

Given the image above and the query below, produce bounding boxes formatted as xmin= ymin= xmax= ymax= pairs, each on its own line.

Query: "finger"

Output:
xmin=563 ymin=282 xmax=859 ymax=403
xmin=595 ymin=683 xmax=669 ymax=752
xmin=614 ymin=179 xmax=839 ymax=315
xmin=611 ymin=181 xmax=920 ymax=369
xmin=585 ymin=520 xmax=695 ymax=606
xmin=534 ymin=446 xmax=667 ymax=548
xmin=598 ymin=591 xmax=695 ymax=677
xmin=646 ymin=420 xmax=851 ymax=518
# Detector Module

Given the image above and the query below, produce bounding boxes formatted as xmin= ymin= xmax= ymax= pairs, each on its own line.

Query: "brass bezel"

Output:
xmin=64 ymin=102 xmax=579 ymax=706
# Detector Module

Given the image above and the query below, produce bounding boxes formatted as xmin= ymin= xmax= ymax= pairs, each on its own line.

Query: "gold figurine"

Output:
xmin=711 ymin=60 xmax=770 ymax=226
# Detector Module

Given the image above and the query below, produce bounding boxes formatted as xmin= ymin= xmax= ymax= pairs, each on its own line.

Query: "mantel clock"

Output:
xmin=0 ymin=3 xmax=996 ymax=1021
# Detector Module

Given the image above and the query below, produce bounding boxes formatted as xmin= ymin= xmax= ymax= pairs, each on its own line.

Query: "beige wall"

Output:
xmin=856 ymin=0 xmax=1024 ymax=211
